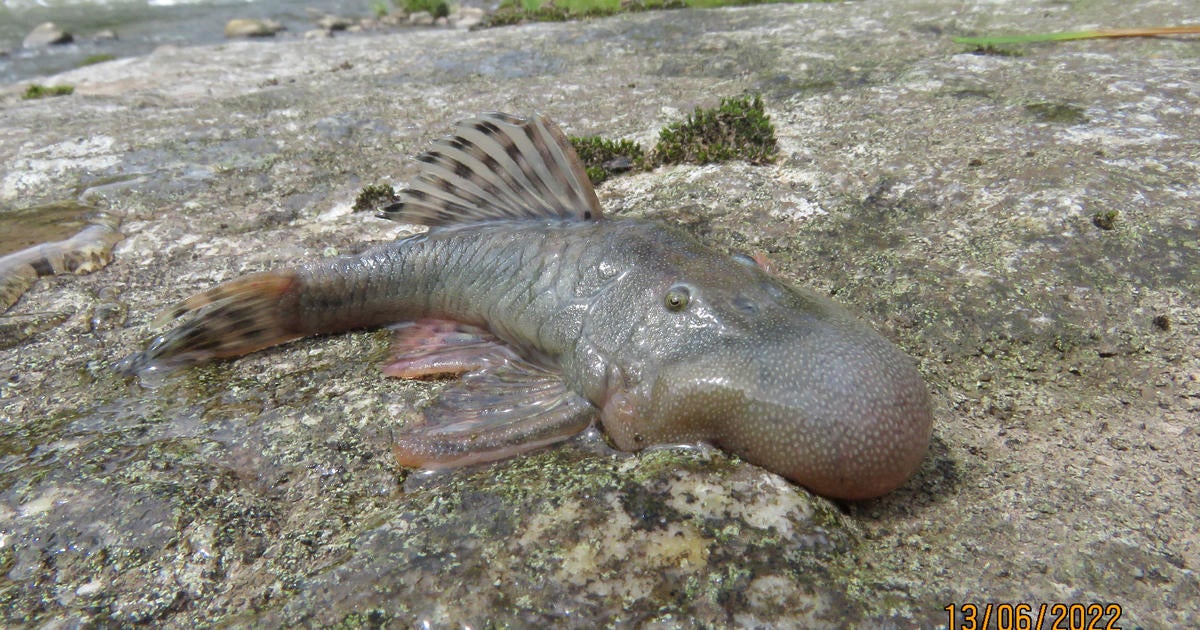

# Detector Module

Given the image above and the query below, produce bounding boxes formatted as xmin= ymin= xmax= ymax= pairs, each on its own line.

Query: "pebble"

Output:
xmin=378 ymin=13 xmax=407 ymax=27
xmin=451 ymin=7 xmax=486 ymax=29
xmin=23 ymin=22 xmax=74 ymax=48
xmin=316 ymin=15 xmax=355 ymax=31
xmin=224 ymin=18 xmax=285 ymax=39
xmin=409 ymin=11 xmax=436 ymax=26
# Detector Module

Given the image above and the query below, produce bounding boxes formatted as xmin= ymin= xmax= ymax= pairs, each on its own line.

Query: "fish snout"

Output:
xmin=607 ymin=320 xmax=933 ymax=500
xmin=717 ymin=325 xmax=933 ymax=500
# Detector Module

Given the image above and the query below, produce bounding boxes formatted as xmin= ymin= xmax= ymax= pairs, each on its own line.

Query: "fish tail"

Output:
xmin=120 ymin=271 xmax=306 ymax=374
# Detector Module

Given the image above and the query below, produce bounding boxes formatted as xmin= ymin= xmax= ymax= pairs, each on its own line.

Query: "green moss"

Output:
xmin=482 ymin=0 xmax=833 ymax=26
xmin=400 ymin=0 xmax=450 ymax=18
xmin=485 ymin=0 xmax=682 ymax=26
xmin=563 ymin=96 xmax=778 ymax=186
xmin=649 ymin=94 xmax=778 ymax=166
xmin=81 ymin=54 xmax=117 ymax=66
xmin=370 ymin=0 xmax=391 ymax=17
xmin=353 ymin=183 xmax=399 ymax=213
xmin=1091 ymin=209 xmax=1118 ymax=230
xmin=569 ymin=135 xmax=645 ymax=184
xmin=22 ymin=84 xmax=75 ymax=100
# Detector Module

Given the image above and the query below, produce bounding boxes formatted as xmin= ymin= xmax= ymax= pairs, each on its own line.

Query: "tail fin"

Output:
xmin=119 ymin=271 xmax=304 ymax=375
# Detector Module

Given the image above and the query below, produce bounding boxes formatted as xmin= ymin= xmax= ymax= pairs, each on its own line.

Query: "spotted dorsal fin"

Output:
xmin=380 ymin=112 xmax=602 ymax=226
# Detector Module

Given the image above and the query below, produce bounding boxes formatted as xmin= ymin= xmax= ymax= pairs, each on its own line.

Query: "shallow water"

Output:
xmin=0 ymin=0 xmax=378 ymax=84
xmin=0 ymin=200 xmax=97 ymax=256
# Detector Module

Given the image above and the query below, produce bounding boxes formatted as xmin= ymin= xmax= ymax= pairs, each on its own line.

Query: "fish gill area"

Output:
xmin=1 ymin=0 xmax=1198 ymax=627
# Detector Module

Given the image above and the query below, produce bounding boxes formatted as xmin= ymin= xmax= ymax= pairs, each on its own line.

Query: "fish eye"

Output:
xmin=664 ymin=284 xmax=691 ymax=312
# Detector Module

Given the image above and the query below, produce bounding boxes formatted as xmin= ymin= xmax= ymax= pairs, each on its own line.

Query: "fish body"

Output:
xmin=124 ymin=113 xmax=932 ymax=500
xmin=1 ymin=212 xmax=122 ymax=312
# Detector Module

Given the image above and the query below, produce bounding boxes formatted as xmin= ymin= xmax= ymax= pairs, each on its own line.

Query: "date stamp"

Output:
xmin=945 ymin=603 xmax=1123 ymax=630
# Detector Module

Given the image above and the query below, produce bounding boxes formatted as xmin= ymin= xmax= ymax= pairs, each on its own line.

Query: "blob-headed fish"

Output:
xmin=122 ymin=113 xmax=932 ymax=499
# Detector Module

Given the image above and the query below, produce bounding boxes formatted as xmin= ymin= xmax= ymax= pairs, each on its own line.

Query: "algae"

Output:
xmin=1024 ymin=101 xmax=1088 ymax=125
xmin=81 ymin=54 xmax=117 ymax=67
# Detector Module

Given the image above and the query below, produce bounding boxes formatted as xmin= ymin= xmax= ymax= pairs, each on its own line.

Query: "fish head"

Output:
xmin=600 ymin=258 xmax=932 ymax=500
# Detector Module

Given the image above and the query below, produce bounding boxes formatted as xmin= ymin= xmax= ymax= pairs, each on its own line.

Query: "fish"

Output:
xmin=120 ymin=112 xmax=932 ymax=500
xmin=1 ymin=211 xmax=122 ymax=312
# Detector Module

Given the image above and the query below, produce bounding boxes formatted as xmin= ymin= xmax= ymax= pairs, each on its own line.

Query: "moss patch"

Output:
xmin=1024 ymin=101 xmax=1088 ymax=125
xmin=81 ymin=54 xmax=117 ymax=66
xmin=648 ymin=94 xmax=778 ymax=166
xmin=401 ymin=0 xmax=450 ymax=18
xmin=483 ymin=0 xmax=835 ymax=27
xmin=1091 ymin=209 xmax=1118 ymax=230
xmin=569 ymin=95 xmax=779 ymax=186
xmin=22 ymin=84 xmax=75 ymax=100
xmin=569 ymin=136 xmax=645 ymax=184
xmin=352 ymin=184 xmax=399 ymax=213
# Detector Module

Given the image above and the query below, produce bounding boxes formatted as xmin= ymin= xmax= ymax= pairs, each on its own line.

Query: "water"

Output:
xmin=0 ymin=0 xmax=381 ymax=84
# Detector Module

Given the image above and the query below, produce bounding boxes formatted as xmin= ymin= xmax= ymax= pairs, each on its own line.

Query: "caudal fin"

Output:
xmin=119 ymin=271 xmax=304 ymax=375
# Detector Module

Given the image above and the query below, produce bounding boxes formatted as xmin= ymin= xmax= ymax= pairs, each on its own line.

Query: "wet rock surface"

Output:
xmin=21 ymin=22 xmax=73 ymax=49
xmin=224 ymin=18 xmax=286 ymax=39
xmin=1 ymin=1 xmax=1198 ymax=627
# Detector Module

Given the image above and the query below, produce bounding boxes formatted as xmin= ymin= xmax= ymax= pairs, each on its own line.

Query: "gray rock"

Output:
xmin=451 ymin=7 xmax=486 ymax=29
xmin=22 ymin=22 xmax=74 ymax=48
xmin=223 ymin=17 xmax=284 ymax=38
xmin=316 ymin=15 xmax=355 ymax=31
xmin=92 ymin=29 xmax=120 ymax=42
xmin=1 ymin=1 xmax=1198 ymax=627
xmin=378 ymin=11 xmax=407 ymax=27
xmin=408 ymin=10 xmax=435 ymax=26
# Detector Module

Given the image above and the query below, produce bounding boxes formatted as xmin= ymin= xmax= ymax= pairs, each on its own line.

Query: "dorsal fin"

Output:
xmin=380 ymin=112 xmax=603 ymax=226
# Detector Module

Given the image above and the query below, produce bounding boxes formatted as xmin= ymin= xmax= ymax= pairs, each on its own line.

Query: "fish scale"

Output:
xmin=122 ymin=112 xmax=933 ymax=500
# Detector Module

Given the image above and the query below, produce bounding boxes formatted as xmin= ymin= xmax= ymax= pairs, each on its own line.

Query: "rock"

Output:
xmin=450 ymin=7 xmax=486 ymax=29
xmin=23 ymin=22 xmax=74 ymax=48
xmin=223 ymin=18 xmax=284 ymax=38
xmin=408 ymin=11 xmax=435 ymax=26
xmin=316 ymin=15 xmax=354 ymax=31
xmin=304 ymin=29 xmax=332 ymax=40
xmin=93 ymin=29 xmax=119 ymax=42
xmin=2 ymin=2 xmax=1199 ymax=628
xmin=379 ymin=11 xmax=407 ymax=27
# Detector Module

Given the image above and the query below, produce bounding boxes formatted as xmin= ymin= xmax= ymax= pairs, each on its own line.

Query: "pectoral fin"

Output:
xmin=384 ymin=320 xmax=597 ymax=469
xmin=382 ymin=319 xmax=518 ymax=378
